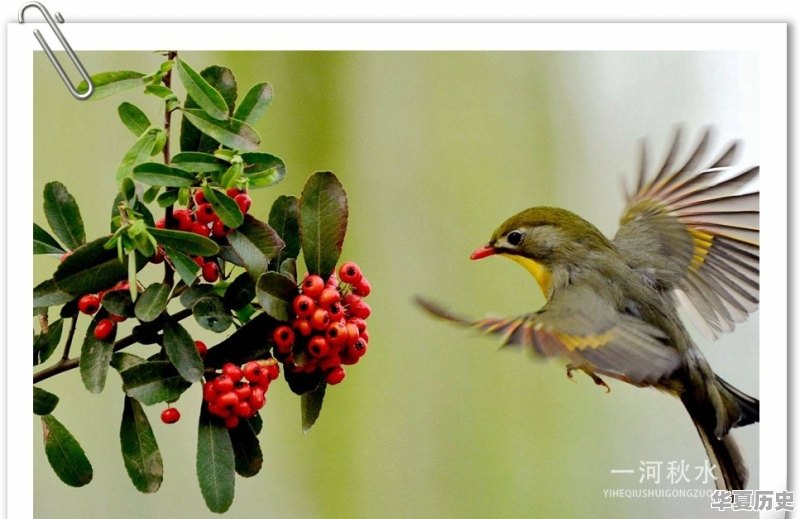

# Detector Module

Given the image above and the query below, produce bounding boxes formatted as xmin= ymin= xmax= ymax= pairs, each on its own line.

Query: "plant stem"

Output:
xmin=60 ymin=316 xmax=78 ymax=361
xmin=162 ymin=50 xmax=178 ymax=286
xmin=32 ymin=308 xmax=192 ymax=384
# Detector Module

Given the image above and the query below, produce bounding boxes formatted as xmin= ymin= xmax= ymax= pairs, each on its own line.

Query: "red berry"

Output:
xmin=310 ymin=308 xmax=331 ymax=331
xmin=301 ymin=275 xmax=325 ymax=298
xmin=194 ymin=203 xmax=216 ymax=224
xmin=173 ymin=209 xmax=194 ymax=231
xmin=93 ymin=319 xmax=115 ymax=341
xmin=350 ymin=317 xmax=368 ymax=333
xmin=222 ymin=363 xmax=244 ymax=383
xmin=235 ymin=401 xmax=254 ymax=418
xmin=224 ymin=415 xmax=240 ymax=429
xmin=203 ymin=381 xmax=217 ymax=402
xmin=193 ymin=256 xmax=206 ymax=267
xmin=360 ymin=330 xmax=370 ymax=343
xmin=320 ymin=354 xmax=342 ymax=371
xmin=325 ymin=366 xmax=346 ymax=385
xmin=202 ymin=261 xmax=220 ymax=283
xmin=195 ymin=340 xmax=208 ymax=357
xmin=234 ymin=193 xmax=252 ymax=214
xmin=234 ymin=382 xmax=252 ymax=401
xmin=307 ymin=336 xmax=330 ymax=358
xmin=326 ymin=274 xmax=339 ymax=287
xmin=160 ymin=407 xmax=181 ymax=424
xmin=191 ymin=221 xmax=211 ymax=237
xmin=265 ymin=360 xmax=280 ymax=381
xmin=194 ymin=190 xmax=206 ymax=204
xmin=293 ymin=318 xmax=313 ymax=336
xmin=249 ymin=386 xmax=266 ymax=409
xmin=211 ymin=219 xmax=231 ymax=237
xmin=347 ymin=338 xmax=368 ymax=360
xmin=207 ymin=403 xmax=229 ymax=418
xmin=150 ymin=248 xmax=165 ymax=264
xmin=109 ymin=314 xmax=127 ymax=323
xmin=242 ymin=361 xmax=264 ymax=383
xmin=226 ymin=187 xmax=242 ymax=198
xmin=216 ymin=391 xmax=239 ymax=411
xmin=318 ymin=287 xmax=341 ymax=308
xmin=354 ymin=278 xmax=372 ymax=297
xmin=78 ymin=294 xmax=100 ymax=315
xmin=272 ymin=325 xmax=295 ymax=353
xmin=213 ymin=375 xmax=235 ymax=394
xmin=326 ymin=322 xmax=348 ymax=348
xmin=350 ymin=300 xmax=372 ymax=319
xmin=292 ymin=294 xmax=316 ymax=318
xmin=154 ymin=217 xmax=167 ymax=229
xmin=345 ymin=322 xmax=360 ymax=346
xmin=328 ymin=302 xmax=345 ymax=320
xmin=339 ymin=262 xmax=362 ymax=284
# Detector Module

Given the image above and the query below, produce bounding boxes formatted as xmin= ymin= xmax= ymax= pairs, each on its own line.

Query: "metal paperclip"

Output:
xmin=18 ymin=2 xmax=94 ymax=100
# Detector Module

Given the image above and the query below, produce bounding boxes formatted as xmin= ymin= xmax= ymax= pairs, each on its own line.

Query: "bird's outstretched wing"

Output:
xmin=614 ymin=128 xmax=759 ymax=339
xmin=415 ymin=284 xmax=682 ymax=385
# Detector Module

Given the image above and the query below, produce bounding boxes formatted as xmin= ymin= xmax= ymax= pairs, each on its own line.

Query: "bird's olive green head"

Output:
xmin=471 ymin=206 xmax=615 ymax=276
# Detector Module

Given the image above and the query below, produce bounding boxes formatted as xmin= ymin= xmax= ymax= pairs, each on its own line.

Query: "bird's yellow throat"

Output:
xmin=500 ymin=253 xmax=552 ymax=296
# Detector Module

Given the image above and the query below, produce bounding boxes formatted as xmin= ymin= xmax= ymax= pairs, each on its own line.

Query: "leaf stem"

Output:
xmin=33 ymin=308 xmax=192 ymax=384
xmin=60 ymin=316 xmax=78 ymax=361
xmin=162 ymin=50 xmax=178 ymax=286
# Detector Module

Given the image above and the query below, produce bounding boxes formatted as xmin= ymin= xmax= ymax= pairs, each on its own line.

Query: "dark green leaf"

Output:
xmin=268 ymin=195 xmax=301 ymax=266
xmin=166 ymin=248 xmax=201 ymax=285
xmin=144 ymin=84 xmax=176 ymax=99
xmin=111 ymin=352 xmax=146 ymax=372
xmin=117 ymin=130 xmax=160 ymax=182
xmin=118 ymin=102 xmax=151 ymax=136
xmin=80 ymin=319 xmax=116 ymax=393
xmin=134 ymin=283 xmax=171 ymax=322
xmin=150 ymin=228 xmax=219 ymax=257
xmin=197 ymin=409 xmax=236 ymax=513
xmin=34 ymin=386 xmax=59 ymax=415
xmin=43 ymin=181 xmax=85 ymax=250
xmin=33 ymin=279 xmax=74 ymax=308
xmin=41 ymin=415 xmax=93 ymax=487
xmin=233 ymin=83 xmax=273 ymax=126
xmin=172 ymin=152 xmax=227 ymax=173
xmin=53 ymin=237 xmax=127 ymax=295
xmin=120 ymin=396 xmax=163 ymax=493
xmin=180 ymin=284 xmax=216 ymax=308
xmin=249 ymin=413 xmax=263 ymax=435
xmin=192 ymin=296 xmax=233 ymax=333
xmin=280 ymin=258 xmax=297 ymax=282
xmin=241 ymin=152 xmax=286 ymax=188
xmin=301 ymin=383 xmax=327 ymax=433
xmin=34 ymin=317 xmax=64 ymax=366
xmin=182 ymin=109 xmax=260 ymax=151
xmin=156 ymin=189 xmax=179 ymax=208
xmin=180 ymin=66 xmax=237 ymax=154
xmin=101 ymin=290 xmax=134 ymax=317
xmin=142 ymin=186 xmax=160 ymax=204
xmin=80 ymin=70 xmax=147 ymax=100
xmin=256 ymin=272 xmax=297 ymax=321
xmin=204 ymin=313 xmax=274 ymax=368
xmin=120 ymin=361 xmax=192 ymax=405
xmin=120 ymin=177 xmax=137 ymax=204
xmin=34 ymin=223 xmax=65 ymax=255
xmin=162 ymin=318 xmax=204 ymax=382
xmin=227 ymin=216 xmax=285 ymax=279
xmin=229 ymin=419 xmax=262 ymax=478
xmin=133 ymin=162 xmax=196 ymax=187
xmin=223 ymin=273 xmax=255 ymax=310
xmin=300 ymin=172 xmax=348 ymax=278
xmin=202 ymin=186 xmax=243 ymax=229
xmin=175 ymin=59 xmax=230 ymax=121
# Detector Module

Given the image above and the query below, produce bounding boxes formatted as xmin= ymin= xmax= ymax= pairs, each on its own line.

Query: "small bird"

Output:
xmin=417 ymin=128 xmax=759 ymax=490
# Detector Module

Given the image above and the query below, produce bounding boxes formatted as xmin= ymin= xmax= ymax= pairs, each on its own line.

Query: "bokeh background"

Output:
xmin=33 ymin=51 xmax=759 ymax=518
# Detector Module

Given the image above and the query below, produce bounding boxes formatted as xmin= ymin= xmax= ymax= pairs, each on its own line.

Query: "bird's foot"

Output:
xmin=565 ymin=364 xmax=611 ymax=393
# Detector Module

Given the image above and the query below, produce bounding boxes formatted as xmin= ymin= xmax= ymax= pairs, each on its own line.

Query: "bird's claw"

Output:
xmin=565 ymin=364 xmax=611 ymax=393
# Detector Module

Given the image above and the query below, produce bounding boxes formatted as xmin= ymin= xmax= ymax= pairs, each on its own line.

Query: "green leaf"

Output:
xmin=192 ymin=296 xmax=233 ymax=333
xmin=204 ymin=313 xmax=274 ymax=368
xmin=53 ymin=237 xmax=127 ymax=295
xmin=34 ymin=386 xmax=59 ymax=415
xmin=134 ymin=283 xmax=171 ymax=322
xmin=34 ymin=317 xmax=64 ymax=366
xmin=171 ymin=152 xmax=227 ymax=173
xmin=111 ymin=352 xmax=147 ymax=372
xmin=133 ymin=162 xmax=196 ymax=187
xmin=280 ymin=258 xmax=297 ymax=281
xmin=229 ymin=419 xmax=263 ymax=478
xmin=144 ymin=84 xmax=176 ymax=99
xmin=300 ymin=172 xmax=348 ymax=278
xmin=43 ymin=181 xmax=85 ymax=251
xmin=182 ymin=109 xmax=260 ymax=151
xmin=223 ymin=273 xmax=255 ymax=310
xmin=180 ymin=66 xmax=238 ymax=154
xmin=233 ymin=83 xmax=273 ymax=126
xmin=150 ymin=228 xmax=219 ymax=257
xmin=301 ymin=383 xmax=327 ymax=433
xmin=197 ymin=409 xmax=236 ymax=513
xmin=180 ymin=284 xmax=216 ymax=308
xmin=120 ymin=396 xmax=163 ymax=493
xmin=162 ymin=318 xmax=204 ymax=382
xmin=241 ymin=152 xmax=286 ymax=188
xmin=175 ymin=59 xmax=230 ymax=121
xmin=227 ymin=216 xmax=285 ymax=279
xmin=165 ymin=248 xmax=201 ymax=285
xmin=117 ymin=130 xmax=160 ymax=182
xmin=80 ymin=70 xmax=148 ymax=100
xmin=120 ymin=361 xmax=192 ymax=405
xmin=256 ymin=272 xmax=297 ymax=321
xmin=142 ymin=186 xmax=160 ymax=204
xmin=268 ymin=195 xmax=301 ymax=267
xmin=34 ymin=223 xmax=65 ymax=255
xmin=156 ymin=189 xmax=179 ymax=208
xmin=118 ymin=102 xmax=151 ymax=137
xmin=80 ymin=320 xmax=116 ymax=393
xmin=220 ymin=162 xmax=243 ymax=189
xmin=33 ymin=279 xmax=74 ymax=308
xmin=202 ymin=186 xmax=243 ymax=229
xmin=101 ymin=290 xmax=134 ymax=317
xmin=41 ymin=415 xmax=93 ymax=487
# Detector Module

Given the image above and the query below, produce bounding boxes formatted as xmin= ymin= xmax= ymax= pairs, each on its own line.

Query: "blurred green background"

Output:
xmin=33 ymin=51 xmax=759 ymax=518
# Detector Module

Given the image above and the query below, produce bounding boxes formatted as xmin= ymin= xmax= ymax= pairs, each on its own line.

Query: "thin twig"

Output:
xmin=60 ymin=316 xmax=78 ymax=361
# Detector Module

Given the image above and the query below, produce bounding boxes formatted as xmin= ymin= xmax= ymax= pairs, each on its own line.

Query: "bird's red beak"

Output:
xmin=470 ymin=244 xmax=496 ymax=260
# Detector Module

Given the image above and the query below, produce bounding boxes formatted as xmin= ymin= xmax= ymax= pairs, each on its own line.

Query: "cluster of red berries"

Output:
xmin=202 ymin=359 xmax=280 ymax=429
xmin=77 ymin=280 xmax=131 ymax=341
xmin=153 ymin=187 xmax=252 ymax=282
xmin=272 ymin=262 xmax=372 ymax=386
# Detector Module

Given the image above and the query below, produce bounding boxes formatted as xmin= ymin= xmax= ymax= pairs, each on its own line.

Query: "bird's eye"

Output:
xmin=506 ymin=230 xmax=525 ymax=246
